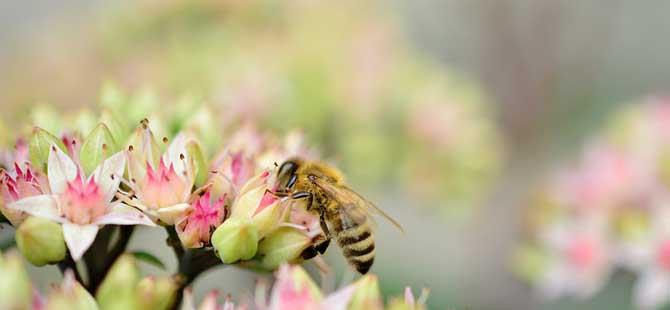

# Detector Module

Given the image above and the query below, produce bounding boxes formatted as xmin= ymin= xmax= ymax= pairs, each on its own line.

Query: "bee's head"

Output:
xmin=276 ymin=159 xmax=300 ymax=192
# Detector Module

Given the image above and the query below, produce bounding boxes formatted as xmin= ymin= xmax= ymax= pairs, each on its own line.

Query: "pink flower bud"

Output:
xmin=176 ymin=191 xmax=226 ymax=248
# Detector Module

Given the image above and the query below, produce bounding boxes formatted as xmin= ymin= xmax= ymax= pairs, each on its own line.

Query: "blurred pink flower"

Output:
xmin=8 ymin=145 xmax=154 ymax=260
xmin=537 ymin=217 xmax=612 ymax=299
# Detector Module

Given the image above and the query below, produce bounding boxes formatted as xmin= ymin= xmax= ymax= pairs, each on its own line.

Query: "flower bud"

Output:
xmin=96 ymin=254 xmax=140 ymax=309
xmin=45 ymin=270 xmax=98 ymax=310
xmin=80 ymin=123 xmax=120 ymax=175
xmin=258 ymin=226 xmax=312 ymax=270
xmin=0 ymin=251 xmax=32 ymax=310
xmin=211 ymin=218 xmax=259 ymax=263
xmin=16 ymin=216 xmax=66 ymax=266
xmin=29 ymin=127 xmax=66 ymax=172
xmin=136 ymin=276 xmax=177 ymax=310
xmin=348 ymin=275 xmax=383 ymax=310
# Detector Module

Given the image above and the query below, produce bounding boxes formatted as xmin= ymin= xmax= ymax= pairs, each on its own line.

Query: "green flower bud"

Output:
xmin=349 ymin=275 xmax=383 ymax=310
xmin=0 ymin=251 xmax=32 ymax=310
xmin=45 ymin=271 xmax=98 ymax=310
xmin=80 ymin=123 xmax=120 ymax=175
xmin=96 ymin=254 xmax=140 ymax=310
xmin=29 ymin=127 xmax=67 ymax=172
xmin=258 ymin=226 xmax=312 ymax=270
xmin=16 ymin=216 xmax=66 ymax=266
xmin=136 ymin=276 xmax=177 ymax=310
xmin=186 ymin=140 xmax=208 ymax=188
xmin=211 ymin=218 xmax=259 ymax=263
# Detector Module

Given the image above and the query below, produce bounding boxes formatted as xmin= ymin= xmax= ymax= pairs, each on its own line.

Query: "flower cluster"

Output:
xmin=0 ymin=84 xmax=428 ymax=308
xmin=1 ymin=106 xmax=321 ymax=264
xmin=516 ymin=97 xmax=670 ymax=309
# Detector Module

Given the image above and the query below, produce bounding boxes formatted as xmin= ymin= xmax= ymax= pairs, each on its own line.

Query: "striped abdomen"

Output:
xmin=334 ymin=215 xmax=375 ymax=274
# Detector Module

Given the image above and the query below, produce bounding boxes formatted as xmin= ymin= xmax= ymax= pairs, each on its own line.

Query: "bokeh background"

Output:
xmin=2 ymin=1 xmax=670 ymax=309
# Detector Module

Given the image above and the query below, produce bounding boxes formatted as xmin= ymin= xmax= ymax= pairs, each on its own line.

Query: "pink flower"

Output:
xmin=176 ymin=191 xmax=226 ymax=248
xmin=8 ymin=145 xmax=154 ymax=260
xmin=0 ymin=163 xmax=43 ymax=225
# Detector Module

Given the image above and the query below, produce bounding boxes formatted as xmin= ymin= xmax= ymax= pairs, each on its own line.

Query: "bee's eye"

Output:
xmin=277 ymin=161 xmax=298 ymax=189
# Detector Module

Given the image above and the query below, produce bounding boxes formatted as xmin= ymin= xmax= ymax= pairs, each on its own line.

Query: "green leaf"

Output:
xmin=130 ymin=251 xmax=166 ymax=270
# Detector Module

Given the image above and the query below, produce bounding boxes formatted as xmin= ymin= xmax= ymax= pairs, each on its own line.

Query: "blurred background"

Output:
xmin=2 ymin=0 xmax=670 ymax=309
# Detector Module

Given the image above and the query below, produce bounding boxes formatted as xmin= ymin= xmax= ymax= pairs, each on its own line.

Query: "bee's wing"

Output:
xmin=312 ymin=178 xmax=404 ymax=233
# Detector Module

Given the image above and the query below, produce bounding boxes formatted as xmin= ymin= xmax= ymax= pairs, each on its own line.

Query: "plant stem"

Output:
xmin=85 ymin=225 xmax=135 ymax=293
xmin=57 ymin=252 xmax=84 ymax=284
xmin=165 ymin=226 xmax=223 ymax=310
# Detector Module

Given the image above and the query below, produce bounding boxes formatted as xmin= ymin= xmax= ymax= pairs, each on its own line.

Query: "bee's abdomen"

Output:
xmin=336 ymin=219 xmax=375 ymax=274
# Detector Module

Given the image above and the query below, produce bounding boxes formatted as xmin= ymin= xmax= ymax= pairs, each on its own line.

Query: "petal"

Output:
xmin=8 ymin=195 xmax=64 ymax=223
xmin=47 ymin=144 xmax=78 ymax=195
xmin=156 ymin=203 xmax=190 ymax=225
xmin=90 ymin=151 xmax=126 ymax=202
xmin=322 ymin=285 xmax=356 ymax=310
xmin=93 ymin=203 xmax=155 ymax=226
xmin=165 ymin=134 xmax=189 ymax=173
xmin=62 ymin=223 xmax=99 ymax=261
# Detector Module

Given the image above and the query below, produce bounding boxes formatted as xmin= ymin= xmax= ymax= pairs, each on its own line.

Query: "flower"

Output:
xmin=176 ymin=191 xmax=226 ymax=248
xmin=124 ymin=125 xmax=197 ymax=225
xmin=264 ymin=264 xmax=356 ymax=310
xmin=8 ymin=145 xmax=154 ymax=260
xmin=0 ymin=163 xmax=43 ymax=225
xmin=535 ymin=217 xmax=613 ymax=299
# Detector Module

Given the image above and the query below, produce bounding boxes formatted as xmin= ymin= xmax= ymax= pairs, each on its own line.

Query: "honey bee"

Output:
xmin=273 ymin=157 xmax=403 ymax=274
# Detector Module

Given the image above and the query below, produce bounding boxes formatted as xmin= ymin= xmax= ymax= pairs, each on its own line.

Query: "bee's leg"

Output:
xmin=315 ymin=211 xmax=332 ymax=254
xmin=290 ymin=191 xmax=314 ymax=211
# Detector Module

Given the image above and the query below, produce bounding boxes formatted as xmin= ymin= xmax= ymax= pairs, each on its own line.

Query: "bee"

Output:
xmin=273 ymin=157 xmax=403 ymax=274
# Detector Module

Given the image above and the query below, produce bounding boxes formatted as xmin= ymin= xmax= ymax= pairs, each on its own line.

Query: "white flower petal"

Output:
xmin=156 ymin=203 xmax=190 ymax=225
xmin=48 ymin=144 xmax=78 ymax=194
xmin=94 ymin=203 xmax=155 ymax=226
xmin=165 ymin=134 xmax=195 ymax=187
xmin=63 ymin=223 xmax=99 ymax=261
xmin=634 ymin=270 xmax=670 ymax=310
xmin=90 ymin=151 xmax=126 ymax=202
xmin=8 ymin=194 xmax=64 ymax=222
